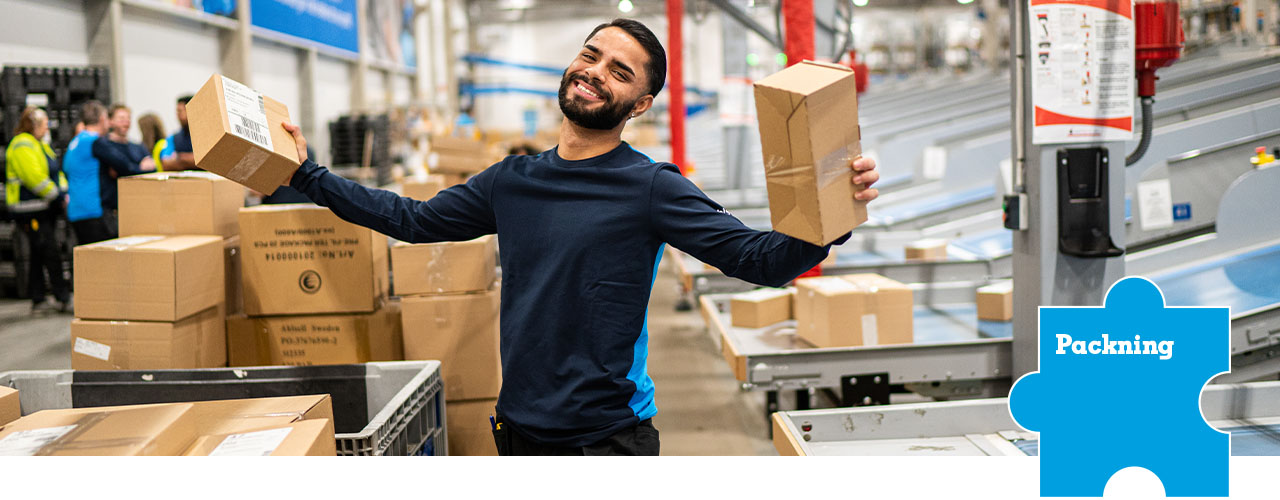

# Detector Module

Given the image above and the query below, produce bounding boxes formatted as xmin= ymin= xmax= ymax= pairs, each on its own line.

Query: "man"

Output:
xmin=91 ymin=104 xmax=155 ymax=228
xmin=62 ymin=101 xmax=114 ymax=244
xmin=280 ymin=18 xmax=880 ymax=455
xmin=159 ymin=95 xmax=198 ymax=171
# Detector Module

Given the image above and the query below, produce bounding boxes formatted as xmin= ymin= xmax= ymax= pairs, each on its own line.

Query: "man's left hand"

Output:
xmin=851 ymin=156 xmax=879 ymax=202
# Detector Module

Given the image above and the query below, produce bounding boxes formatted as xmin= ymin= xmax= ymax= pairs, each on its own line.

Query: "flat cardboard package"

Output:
xmin=239 ymin=204 xmax=389 ymax=316
xmin=183 ymin=419 xmax=335 ymax=456
xmin=188 ymin=74 xmax=301 ymax=194
xmin=118 ymin=171 xmax=244 ymax=238
xmin=976 ymin=281 xmax=1014 ymax=321
xmin=224 ymin=236 xmax=243 ymax=315
xmin=730 ymin=288 xmax=793 ymax=329
xmin=904 ymin=238 xmax=948 ymax=262
xmin=0 ymin=403 xmax=196 ymax=456
xmin=402 ymin=175 xmax=449 ymax=201
xmin=401 ymin=288 xmax=501 ymax=401
xmin=754 ymin=61 xmax=867 ymax=246
xmin=794 ymin=274 xmax=913 ymax=348
xmin=74 ymin=235 xmax=224 ymax=321
xmin=391 ymin=235 xmax=496 ymax=296
xmin=0 ymin=387 xmax=19 ymax=427
xmin=446 ymin=398 xmax=498 ymax=456
xmin=70 ymin=305 xmax=226 ymax=370
xmin=226 ymin=302 xmax=403 ymax=366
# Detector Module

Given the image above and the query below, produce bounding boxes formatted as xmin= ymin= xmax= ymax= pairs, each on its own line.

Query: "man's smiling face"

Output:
xmin=558 ymin=26 xmax=652 ymax=131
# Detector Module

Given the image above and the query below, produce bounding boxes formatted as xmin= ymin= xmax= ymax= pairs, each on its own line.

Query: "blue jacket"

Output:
xmin=64 ymin=130 xmax=103 ymax=222
xmin=92 ymin=137 xmax=150 ymax=210
xmin=290 ymin=142 xmax=846 ymax=446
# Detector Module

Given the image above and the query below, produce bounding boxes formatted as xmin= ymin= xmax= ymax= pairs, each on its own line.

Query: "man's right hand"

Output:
xmin=282 ymin=122 xmax=309 ymax=163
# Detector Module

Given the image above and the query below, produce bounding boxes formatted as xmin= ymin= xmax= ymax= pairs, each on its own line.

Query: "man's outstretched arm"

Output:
xmin=282 ymin=122 xmax=496 ymax=243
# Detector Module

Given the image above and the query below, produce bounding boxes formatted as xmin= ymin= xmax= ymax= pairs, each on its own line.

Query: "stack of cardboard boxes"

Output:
xmin=392 ymin=235 xmax=501 ymax=456
xmin=726 ymin=273 xmax=917 ymax=349
xmin=429 ymin=134 xmax=492 ymax=177
xmin=0 ymin=393 xmax=336 ymax=456
xmin=69 ymin=171 xmax=242 ymax=370
xmin=226 ymin=204 xmax=402 ymax=366
xmin=401 ymin=173 xmax=466 ymax=202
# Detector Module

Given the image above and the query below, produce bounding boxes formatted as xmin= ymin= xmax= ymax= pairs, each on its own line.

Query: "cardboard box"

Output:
xmin=391 ymin=235 xmax=496 ymax=296
xmin=0 ymin=386 xmax=19 ymax=427
xmin=430 ymin=134 xmax=486 ymax=155
xmin=401 ymin=289 xmax=501 ymax=401
xmin=79 ymin=394 xmax=333 ymax=437
xmin=431 ymin=150 xmax=490 ymax=175
xmin=70 ymin=305 xmax=226 ymax=370
xmin=118 ymin=171 xmax=245 ymax=238
xmin=730 ymin=288 xmax=793 ymax=329
xmin=401 ymin=175 xmax=449 ymax=201
xmin=0 ymin=403 xmax=196 ymax=456
xmin=188 ymin=74 xmax=301 ymax=194
xmin=754 ymin=61 xmax=867 ymax=246
xmin=73 ymin=235 xmax=224 ymax=321
xmin=226 ymin=302 xmax=403 ymax=367
xmin=904 ymin=238 xmax=948 ymax=262
xmin=239 ymin=204 xmax=390 ymax=316
xmin=224 ymin=236 xmax=244 ymax=315
xmin=976 ymin=281 xmax=1014 ymax=322
xmin=446 ymin=398 xmax=497 ymax=456
xmin=183 ymin=419 xmax=335 ymax=456
xmin=794 ymin=274 xmax=913 ymax=348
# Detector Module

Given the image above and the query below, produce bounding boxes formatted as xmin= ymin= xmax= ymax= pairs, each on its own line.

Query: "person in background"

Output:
xmin=92 ymin=104 xmax=156 ymax=229
xmin=62 ymin=101 xmax=114 ymax=244
xmin=137 ymin=112 xmax=166 ymax=172
xmin=5 ymin=107 xmax=71 ymax=313
xmin=507 ymin=143 xmax=540 ymax=155
xmin=159 ymin=95 xmax=198 ymax=171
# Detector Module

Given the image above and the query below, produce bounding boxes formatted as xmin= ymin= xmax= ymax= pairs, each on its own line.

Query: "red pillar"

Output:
xmin=666 ymin=0 xmax=688 ymax=175
xmin=782 ymin=0 xmax=814 ymax=66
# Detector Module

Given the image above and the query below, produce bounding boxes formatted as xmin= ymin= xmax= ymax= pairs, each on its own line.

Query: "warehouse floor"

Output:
xmin=0 ymin=256 xmax=774 ymax=455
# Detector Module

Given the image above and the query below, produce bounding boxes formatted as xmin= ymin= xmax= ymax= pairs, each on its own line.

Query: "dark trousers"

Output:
xmin=71 ymin=217 xmax=114 ymax=245
xmin=17 ymin=210 xmax=70 ymax=304
xmin=492 ymin=416 xmax=660 ymax=456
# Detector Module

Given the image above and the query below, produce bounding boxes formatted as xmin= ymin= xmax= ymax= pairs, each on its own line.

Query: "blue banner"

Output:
xmin=251 ymin=0 xmax=359 ymax=54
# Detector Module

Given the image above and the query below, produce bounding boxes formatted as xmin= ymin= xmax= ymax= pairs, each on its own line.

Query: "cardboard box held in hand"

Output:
xmin=188 ymin=74 xmax=301 ymax=195
xmin=754 ymin=61 xmax=867 ymax=246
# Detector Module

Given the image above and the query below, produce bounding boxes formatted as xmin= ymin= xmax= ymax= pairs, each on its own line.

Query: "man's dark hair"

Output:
xmin=177 ymin=95 xmax=194 ymax=105
xmin=584 ymin=18 xmax=666 ymax=98
xmin=80 ymin=100 xmax=106 ymax=126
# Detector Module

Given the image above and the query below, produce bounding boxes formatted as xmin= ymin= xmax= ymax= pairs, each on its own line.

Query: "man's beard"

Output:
xmin=558 ymin=72 xmax=636 ymax=131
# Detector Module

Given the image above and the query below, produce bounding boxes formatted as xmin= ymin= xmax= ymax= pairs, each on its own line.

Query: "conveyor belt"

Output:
xmin=949 ymin=228 xmax=1014 ymax=260
xmin=867 ymin=185 xmax=997 ymax=226
xmin=1149 ymin=244 xmax=1280 ymax=315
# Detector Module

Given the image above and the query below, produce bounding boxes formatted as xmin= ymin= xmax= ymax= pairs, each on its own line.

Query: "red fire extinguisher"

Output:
xmin=1128 ymin=0 xmax=1185 ymax=165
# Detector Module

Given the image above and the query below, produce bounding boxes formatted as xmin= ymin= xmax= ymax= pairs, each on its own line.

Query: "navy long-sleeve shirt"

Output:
xmin=91 ymin=137 xmax=150 ymax=210
xmin=291 ymin=142 xmax=847 ymax=446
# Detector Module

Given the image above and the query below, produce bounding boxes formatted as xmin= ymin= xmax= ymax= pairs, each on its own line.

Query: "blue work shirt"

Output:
xmin=63 ymin=130 xmax=103 ymax=222
xmin=290 ymin=142 xmax=846 ymax=446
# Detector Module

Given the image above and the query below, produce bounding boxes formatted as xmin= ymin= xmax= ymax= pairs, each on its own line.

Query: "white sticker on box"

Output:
xmin=73 ymin=337 xmax=111 ymax=361
xmin=922 ymin=146 xmax=947 ymax=180
xmin=221 ymin=76 xmax=273 ymax=151
xmin=0 ymin=425 xmax=77 ymax=456
xmin=1137 ymin=179 xmax=1174 ymax=230
xmin=861 ymin=314 xmax=878 ymax=346
xmin=209 ymin=427 xmax=293 ymax=456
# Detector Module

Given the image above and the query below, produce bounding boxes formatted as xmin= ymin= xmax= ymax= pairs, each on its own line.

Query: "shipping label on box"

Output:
xmin=118 ymin=171 xmax=244 ymax=238
xmin=730 ymin=287 xmax=793 ymax=329
xmin=73 ymin=235 xmax=224 ymax=321
xmin=226 ymin=302 xmax=402 ymax=367
xmin=391 ymin=235 xmax=496 ymax=296
xmin=401 ymin=289 xmax=501 ymax=401
xmin=754 ymin=61 xmax=867 ymax=246
xmin=188 ymin=74 xmax=301 ymax=195
xmin=977 ymin=281 xmax=1014 ymax=322
xmin=446 ymin=398 xmax=498 ymax=456
xmin=184 ymin=419 xmax=336 ymax=456
xmin=239 ymin=204 xmax=389 ymax=316
xmin=70 ymin=305 xmax=225 ymax=370
xmin=0 ymin=403 xmax=197 ymax=456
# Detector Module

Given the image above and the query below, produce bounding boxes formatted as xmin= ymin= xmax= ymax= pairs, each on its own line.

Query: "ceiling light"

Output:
xmin=853 ymin=0 xmax=869 ymax=6
xmin=618 ymin=0 xmax=634 ymax=13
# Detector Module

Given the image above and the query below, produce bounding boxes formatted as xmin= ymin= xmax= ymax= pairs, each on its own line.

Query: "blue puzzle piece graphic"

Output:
xmin=1009 ymin=277 xmax=1230 ymax=497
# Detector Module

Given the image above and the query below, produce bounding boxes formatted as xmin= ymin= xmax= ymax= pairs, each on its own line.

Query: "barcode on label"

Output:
xmin=234 ymin=115 xmax=269 ymax=146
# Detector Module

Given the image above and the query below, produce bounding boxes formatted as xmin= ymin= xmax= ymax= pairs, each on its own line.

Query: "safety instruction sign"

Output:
xmin=1030 ymin=0 xmax=1134 ymax=144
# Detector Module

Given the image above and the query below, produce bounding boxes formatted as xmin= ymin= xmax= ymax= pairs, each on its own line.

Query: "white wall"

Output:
xmin=314 ymin=55 xmax=353 ymax=165
xmin=251 ymin=40 xmax=303 ymax=130
xmin=120 ymin=11 xmax=223 ymax=142
xmin=0 ymin=0 xmax=88 ymax=66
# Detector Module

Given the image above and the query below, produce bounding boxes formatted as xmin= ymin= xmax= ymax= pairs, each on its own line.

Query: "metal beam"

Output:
xmin=705 ymin=0 xmax=783 ymax=49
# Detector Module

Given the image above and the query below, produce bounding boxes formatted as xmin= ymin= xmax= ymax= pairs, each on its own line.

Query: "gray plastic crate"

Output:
xmin=0 ymin=360 xmax=446 ymax=456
